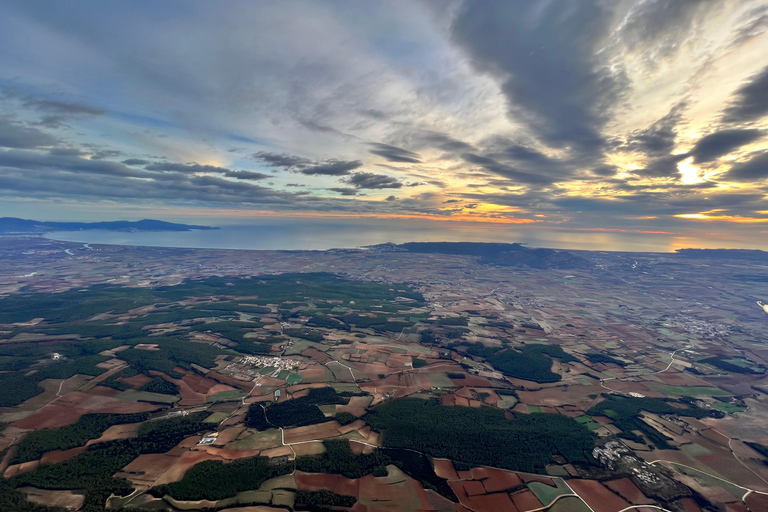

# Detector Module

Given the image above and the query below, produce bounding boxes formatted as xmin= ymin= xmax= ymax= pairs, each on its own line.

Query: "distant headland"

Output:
xmin=0 ymin=217 xmax=219 ymax=233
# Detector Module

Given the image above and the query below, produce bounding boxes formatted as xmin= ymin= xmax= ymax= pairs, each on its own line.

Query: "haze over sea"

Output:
xmin=44 ymin=218 xmax=767 ymax=253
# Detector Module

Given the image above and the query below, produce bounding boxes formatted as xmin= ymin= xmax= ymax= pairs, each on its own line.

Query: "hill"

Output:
xmin=385 ymin=242 xmax=590 ymax=269
xmin=0 ymin=217 xmax=218 ymax=233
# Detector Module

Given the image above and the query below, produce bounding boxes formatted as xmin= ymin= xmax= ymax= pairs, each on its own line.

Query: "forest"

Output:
xmin=246 ymin=387 xmax=351 ymax=429
xmin=365 ymin=398 xmax=594 ymax=473
xmin=12 ymin=412 xmax=150 ymax=464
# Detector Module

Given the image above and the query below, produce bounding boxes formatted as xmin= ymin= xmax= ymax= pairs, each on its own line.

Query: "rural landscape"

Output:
xmin=0 ymin=236 xmax=767 ymax=512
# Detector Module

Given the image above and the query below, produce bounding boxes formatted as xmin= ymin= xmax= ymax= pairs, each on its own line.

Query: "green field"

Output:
xmin=287 ymin=373 xmax=303 ymax=384
xmin=527 ymin=478 xmax=571 ymax=506
xmin=204 ymin=412 xmax=230 ymax=423
xmin=712 ymin=402 xmax=746 ymax=414
xmin=528 ymin=405 xmax=543 ymax=413
xmin=206 ymin=390 xmax=246 ymax=402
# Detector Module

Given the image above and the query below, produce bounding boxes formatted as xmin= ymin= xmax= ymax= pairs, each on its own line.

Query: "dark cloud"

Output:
xmin=328 ymin=187 xmax=358 ymax=196
xmin=368 ymin=142 xmax=421 ymax=163
xmin=592 ymin=164 xmax=618 ymax=177
xmin=385 ymin=195 xmax=396 ymax=201
xmin=415 ymin=131 xmax=475 ymax=153
xmin=460 ymin=152 xmax=556 ymax=185
xmin=722 ymin=65 xmax=768 ymax=123
xmin=90 ymin=149 xmax=123 ymax=160
xmin=13 ymin=94 xmax=107 ymax=128
xmin=444 ymin=199 xmax=460 ymax=203
xmin=690 ymin=129 xmax=763 ymax=163
xmin=298 ymin=159 xmax=363 ymax=176
xmin=252 ymin=151 xmax=362 ymax=175
xmin=342 ymin=172 xmax=402 ymax=189
xmin=0 ymin=117 xmax=58 ymax=149
xmin=144 ymin=162 xmax=231 ymax=174
xmin=252 ymin=151 xmax=312 ymax=168
xmin=726 ymin=152 xmax=768 ymax=182
xmin=122 ymin=158 xmax=150 ymax=166
xmin=223 ymin=170 xmax=270 ymax=180
xmin=622 ymin=102 xmax=687 ymax=156
xmin=451 ymin=0 xmax=624 ymax=153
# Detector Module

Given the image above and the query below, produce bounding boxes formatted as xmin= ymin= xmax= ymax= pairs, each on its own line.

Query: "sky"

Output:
xmin=1 ymin=1 xmax=768 ymax=250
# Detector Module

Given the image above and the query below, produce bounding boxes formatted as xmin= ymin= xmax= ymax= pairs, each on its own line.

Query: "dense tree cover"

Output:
xmin=420 ymin=329 xmax=436 ymax=344
xmin=12 ymin=412 xmax=150 ymax=464
xmin=118 ymin=336 xmax=224 ymax=375
xmin=588 ymin=396 xmax=722 ymax=449
xmin=429 ymin=317 xmax=469 ymax=326
xmin=341 ymin=313 xmax=413 ymax=333
xmin=585 ymin=353 xmax=627 ymax=366
xmin=412 ymin=358 xmax=427 ymax=368
xmin=382 ymin=448 xmax=457 ymax=501
xmin=489 ymin=344 xmax=575 ymax=383
xmin=0 ymin=341 xmax=115 ymax=406
xmin=152 ymin=456 xmax=291 ymax=501
xmin=139 ymin=377 xmax=179 ymax=395
xmin=746 ymin=442 xmax=768 ymax=463
xmin=296 ymin=439 xmax=390 ymax=479
xmin=334 ymin=412 xmax=357 ymax=425
xmin=0 ymin=480 xmax=68 ymax=512
xmin=11 ymin=413 xmax=208 ymax=511
xmin=365 ymin=398 xmax=595 ymax=473
xmin=246 ymin=388 xmax=350 ymax=429
xmin=295 ymin=489 xmax=356 ymax=511
xmin=700 ymin=357 xmax=765 ymax=374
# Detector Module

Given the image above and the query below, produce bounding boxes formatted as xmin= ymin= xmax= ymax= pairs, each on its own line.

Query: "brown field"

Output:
xmin=291 ymin=441 xmax=326 ymax=456
xmin=433 ymin=459 xmax=459 ymax=480
xmin=467 ymin=492 xmax=518 ymax=512
xmin=284 ymin=421 xmax=342 ymax=444
xmin=461 ymin=480 xmax=486 ymax=496
xmin=212 ymin=427 xmax=244 ymax=446
xmin=451 ymin=375 xmax=492 ymax=387
xmin=120 ymin=453 xmax=180 ymax=486
xmin=19 ymin=487 xmax=85 ymax=510
xmin=87 ymin=422 xmax=143 ymax=445
xmin=122 ymin=373 xmax=153 ymax=388
xmin=301 ymin=348 xmax=331 ymax=364
xmin=40 ymin=446 xmax=87 ymax=465
xmin=604 ymin=477 xmax=653 ymax=505
xmin=295 ymin=471 xmax=360 ymax=497
xmin=510 ymin=489 xmax=542 ymax=511
xmin=520 ymin=474 xmax=553 ymax=485
xmin=207 ymin=370 xmax=255 ymax=392
xmin=3 ymin=459 xmax=39 ymax=478
xmin=517 ymin=384 xmax=602 ymax=409
xmin=568 ymin=479 xmax=631 ymax=512
xmin=260 ymin=445 xmax=293 ymax=459
xmin=154 ymin=451 xmax=223 ymax=485
xmin=472 ymin=467 xmax=523 ymax=493
xmin=197 ymin=446 xmax=261 ymax=460
xmin=13 ymin=404 xmax=87 ymax=430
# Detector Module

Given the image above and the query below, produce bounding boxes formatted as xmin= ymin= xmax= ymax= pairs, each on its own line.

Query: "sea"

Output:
xmin=44 ymin=218 xmax=699 ymax=253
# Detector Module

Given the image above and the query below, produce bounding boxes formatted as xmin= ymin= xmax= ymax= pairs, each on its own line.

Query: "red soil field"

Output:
xmin=198 ymin=447 xmax=261 ymax=460
xmin=744 ymin=492 xmax=768 ymax=512
xmin=433 ymin=459 xmax=459 ymax=480
xmin=569 ymin=479 xmax=631 ymax=512
xmin=89 ymin=386 xmax=121 ymax=397
xmin=468 ymin=493 xmax=519 ymax=512
xmin=461 ymin=480 xmax=486 ymax=496
xmin=40 ymin=446 xmax=86 ymax=465
xmin=122 ymin=453 xmax=179 ymax=481
xmin=13 ymin=404 xmax=86 ymax=429
xmin=87 ymin=422 xmax=143 ymax=445
xmin=207 ymin=371 xmax=255 ymax=392
xmin=212 ymin=427 xmax=243 ymax=446
xmin=90 ymin=401 xmax=160 ymax=415
xmin=604 ymin=477 xmax=653 ymax=505
xmin=297 ymin=366 xmax=328 ymax=382
xmin=442 ymin=394 xmax=456 ymax=406
xmin=448 ymin=481 xmax=469 ymax=504
xmin=295 ymin=471 xmax=360 ymax=497
xmin=679 ymin=497 xmax=703 ymax=512
xmin=455 ymin=396 xmax=470 ymax=407
xmin=122 ymin=373 xmax=152 ymax=388
xmin=510 ymin=490 xmax=542 ymax=511
xmin=301 ymin=348 xmax=331 ymax=364
xmin=520 ymin=474 xmax=553 ymax=485
xmin=472 ymin=467 xmax=522 ymax=493
xmin=725 ymin=503 xmax=748 ymax=512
